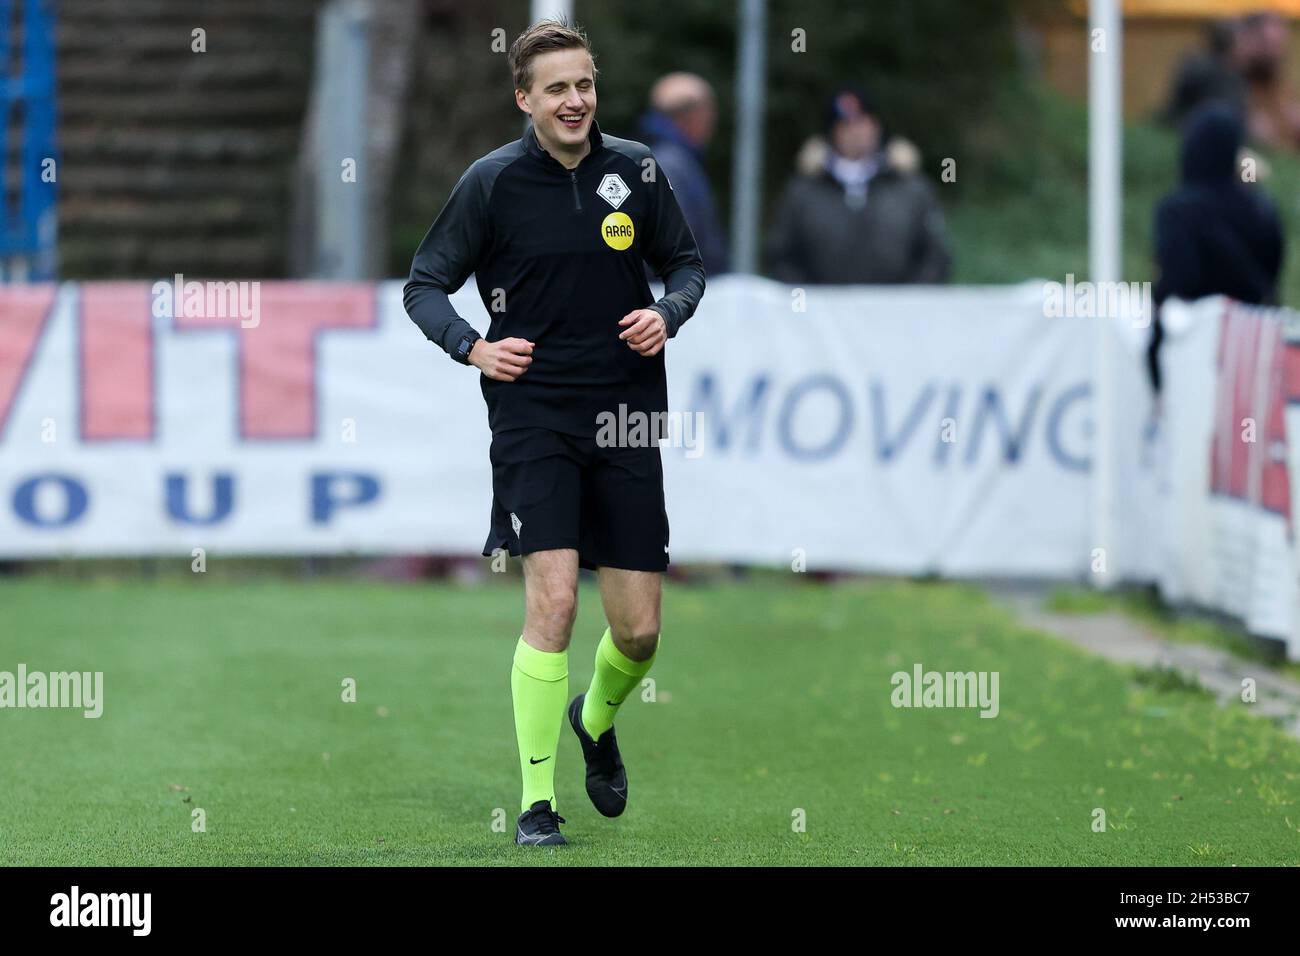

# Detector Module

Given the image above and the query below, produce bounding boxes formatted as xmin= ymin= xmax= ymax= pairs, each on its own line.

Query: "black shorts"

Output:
xmin=482 ymin=427 xmax=670 ymax=572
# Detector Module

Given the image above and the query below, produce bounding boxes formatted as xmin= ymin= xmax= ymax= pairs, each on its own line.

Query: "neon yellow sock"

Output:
xmin=511 ymin=637 xmax=568 ymax=813
xmin=581 ymin=628 xmax=656 ymax=739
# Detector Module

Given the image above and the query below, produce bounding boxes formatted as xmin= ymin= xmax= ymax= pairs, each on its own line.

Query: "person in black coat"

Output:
xmin=1148 ymin=104 xmax=1284 ymax=393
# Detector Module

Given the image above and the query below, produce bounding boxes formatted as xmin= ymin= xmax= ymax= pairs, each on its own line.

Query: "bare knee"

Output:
xmin=523 ymin=551 xmax=579 ymax=650
xmin=526 ymin=581 xmax=578 ymax=650
xmin=609 ymin=615 xmax=660 ymax=662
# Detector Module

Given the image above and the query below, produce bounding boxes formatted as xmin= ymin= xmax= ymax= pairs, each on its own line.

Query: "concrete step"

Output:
xmin=57 ymin=24 xmax=315 ymax=57
xmin=49 ymin=0 xmax=322 ymax=278
xmin=58 ymin=54 xmax=311 ymax=91
xmin=59 ymin=127 xmax=299 ymax=163
xmin=61 ymin=235 xmax=285 ymax=279
xmin=59 ymin=0 xmax=319 ymax=23
xmin=61 ymin=88 xmax=309 ymax=124
xmin=59 ymin=164 xmax=285 ymax=198
xmin=61 ymin=195 xmax=285 ymax=232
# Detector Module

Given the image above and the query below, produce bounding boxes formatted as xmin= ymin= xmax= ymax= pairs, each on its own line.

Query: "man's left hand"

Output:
xmin=618 ymin=309 xmax=667 ymax=357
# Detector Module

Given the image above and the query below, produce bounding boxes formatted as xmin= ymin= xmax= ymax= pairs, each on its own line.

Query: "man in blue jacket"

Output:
xmin=638 ymin=73 xmax=729 ymax=277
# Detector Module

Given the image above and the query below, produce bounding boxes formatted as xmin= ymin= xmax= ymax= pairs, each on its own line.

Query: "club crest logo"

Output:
xmin=597 ymin=173 xmax=630 ymax=209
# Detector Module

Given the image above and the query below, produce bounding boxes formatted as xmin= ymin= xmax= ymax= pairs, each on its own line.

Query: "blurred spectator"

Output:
xmin=637 ymin=73 xmax=729 ymax=276
xmin=1147 ymin=104 xmax=1284 ymax=393
xmin=1237 ymin=11 xmax=1300 ymax=150
xmin=764 ymin=88 xmax=950 ymax=285
xmin=1162 ymin=19 xmax=1246 ymax=126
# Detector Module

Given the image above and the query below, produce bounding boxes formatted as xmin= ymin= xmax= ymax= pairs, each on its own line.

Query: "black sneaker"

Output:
xmin=568 ymin=693 xmax=628 ymax=818
xmin=515 ymin=800 xmax=567 ymax=846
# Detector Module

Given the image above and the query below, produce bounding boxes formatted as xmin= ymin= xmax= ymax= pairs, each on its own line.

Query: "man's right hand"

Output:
xmin=469 ymin=337 xmax=534 ymax=382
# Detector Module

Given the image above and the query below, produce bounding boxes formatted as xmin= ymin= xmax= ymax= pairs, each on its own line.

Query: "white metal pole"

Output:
xmin=527 ymin=0 xmax=575 ymax=135
xmin=1089 ymin=0 xmax=1121 ymax=588
xmin=731 ymin=0 xmax=767 ymax=274
xmin=312 ymin=0 xmax=371 ymax=279
xmin=531 ymin=0 xmax=573 ymax=24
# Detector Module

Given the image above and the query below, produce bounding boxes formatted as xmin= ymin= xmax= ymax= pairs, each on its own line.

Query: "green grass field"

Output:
xmin=2 ymin=575 xmax=1299 ymax=866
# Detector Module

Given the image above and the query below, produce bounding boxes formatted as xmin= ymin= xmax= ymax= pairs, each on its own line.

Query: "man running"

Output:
xmin=403 ymin=19 xmax=705 ymax=846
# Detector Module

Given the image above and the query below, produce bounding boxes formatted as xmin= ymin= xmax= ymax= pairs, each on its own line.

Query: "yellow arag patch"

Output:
xmin=600 ymin=212 xmax=634 ymax=251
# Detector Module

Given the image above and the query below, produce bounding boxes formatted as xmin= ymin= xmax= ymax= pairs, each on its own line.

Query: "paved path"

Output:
xmin=991 ymin=586 xmax=1300 ymax=740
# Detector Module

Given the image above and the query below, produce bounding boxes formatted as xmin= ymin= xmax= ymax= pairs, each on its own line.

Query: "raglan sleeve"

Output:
xmin=402 ymin=161 xmax=491 ymax=358
xmin=641 ymin=149 xmax=707 ymax=338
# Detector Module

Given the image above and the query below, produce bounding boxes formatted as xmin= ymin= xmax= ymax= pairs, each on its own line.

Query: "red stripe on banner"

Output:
xmin=1286 ymin=341 xmax=1300 ymax=404
xmin=243 ymin=284 xmax=375 ymax=439
xmin=1230 ymin=308 xmax=1260 ymax=501
xmin=1210 ymin=303 xmax=1294 ymax=522
xmin=1209 ymin=307 xmax=1237 ymax=496
xmin=1262 ymin=319 xmax=1291 ymax=521
xmin=173 ymin=282 xmax=375 ymax=439
xmin=80 ymin=282 xmax=155 ymax=440
xmin=0 ymin=284 xmax=58 ymax=439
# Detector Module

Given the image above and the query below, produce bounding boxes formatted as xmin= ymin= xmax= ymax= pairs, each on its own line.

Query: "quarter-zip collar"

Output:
xmin=523 ymin=120 xmax=604 ymax=174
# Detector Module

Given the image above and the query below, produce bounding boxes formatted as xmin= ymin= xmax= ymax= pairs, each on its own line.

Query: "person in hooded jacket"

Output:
xmin=1148 ymin=103 xmax=1284 ymax=394
xmin=764 ymin=87 xmax=950 ymax=285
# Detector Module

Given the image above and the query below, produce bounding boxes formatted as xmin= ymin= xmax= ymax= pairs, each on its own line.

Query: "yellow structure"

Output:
xmin=1068 ymin=1 xmax=1298 ymax=16
xmin=1042 ymin=2 xmax=1298 ymax=119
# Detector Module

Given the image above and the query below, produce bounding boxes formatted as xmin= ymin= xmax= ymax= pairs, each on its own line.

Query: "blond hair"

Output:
xmin=508 ymin=19 xmax=597 ymax=92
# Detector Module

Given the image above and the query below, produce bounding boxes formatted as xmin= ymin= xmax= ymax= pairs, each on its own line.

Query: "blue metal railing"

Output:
xmin=1 ymin=0 xmax=58 ymax=280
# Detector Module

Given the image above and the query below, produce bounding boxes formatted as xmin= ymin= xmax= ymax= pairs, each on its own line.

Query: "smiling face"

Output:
xmin=516 ymin=47 xmax=597 ymax=163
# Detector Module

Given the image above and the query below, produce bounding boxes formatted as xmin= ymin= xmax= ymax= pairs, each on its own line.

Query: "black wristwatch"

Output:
xmin=452 ymin=331 xmax=481 ymax=365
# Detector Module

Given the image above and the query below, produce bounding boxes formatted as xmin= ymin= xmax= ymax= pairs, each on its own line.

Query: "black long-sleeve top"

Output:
xmin=404 ymin=121 xmax=706 ymax=436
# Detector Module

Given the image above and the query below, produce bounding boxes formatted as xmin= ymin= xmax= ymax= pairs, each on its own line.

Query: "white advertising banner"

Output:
xmin=1139 ymin=296 xmax=1299 ymax=657
xmin=0 ymin=279 xmax=1097 ymax=575
xmin=0 ymin=279 xmax=1295 ymax=656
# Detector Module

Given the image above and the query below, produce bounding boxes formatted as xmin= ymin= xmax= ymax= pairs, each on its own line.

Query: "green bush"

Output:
xmin=580 ymin=0 xmax=1032 ymax=226
xmin=950 ymin=82 xmax=1300 ymax=307
xmin=394 ymin=2 xmax=1297 ymax=305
